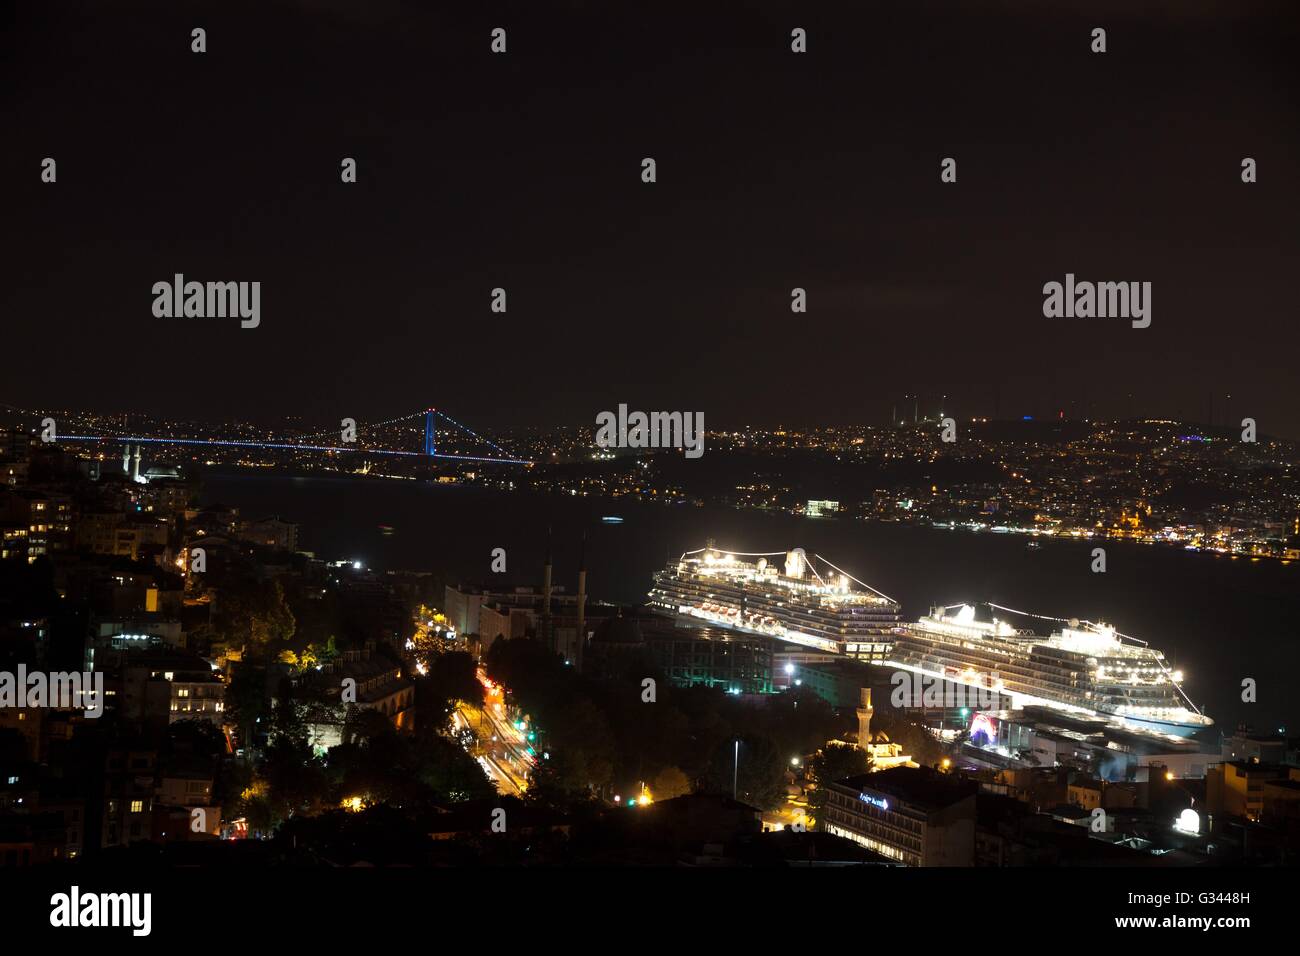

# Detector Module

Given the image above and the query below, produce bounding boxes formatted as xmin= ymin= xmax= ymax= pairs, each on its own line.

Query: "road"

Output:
xmin=449 ymin=668 xmax=536 ymax=795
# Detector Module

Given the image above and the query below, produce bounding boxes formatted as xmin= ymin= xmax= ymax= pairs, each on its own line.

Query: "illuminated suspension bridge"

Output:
xmin=2 ymin=403 xmax=531 ymax=465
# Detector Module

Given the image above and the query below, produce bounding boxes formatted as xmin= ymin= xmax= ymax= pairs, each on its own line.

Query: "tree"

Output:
xmin=545 ymin=696 xmax=616 ymax=794
xmin=872 ymin=713 xmax=944 ymax=765
xmin=270 ymin=676 xmax=306 ymax=745
xmin=343 ymin=706 xmax=395 ymax=745
xmin=215 ymin=578 xmax=296 ymax=656
xmin=409 ymin=734 xmax=496 ymax=803
xmin=704 ymin=735 xmax=785 ymax=811
xmin=263 ymin=735 xmax=327 ymax=823
xmin=526 ymin=750 xmax=600 ymax=811
xmin=416 ymin=651 xmax=483 ymax=729
xmin=650 ymin=765 xmax=691 ymax=801
xmin=753 ymin=684 xmax=843 ymax=760
xmin=286 ymin=635 xmax=340 ymax=673
xmin=325 ymin=720 xmax=493 ymax=810
xmin=166 ymin=718 xmax=227 ymax=759
xmin=224 ymin=661 xmax=272 ymax=755
xmin=257 ymin=579 xmax=296 ymax=646
xmin=806 ymin=742 xmax=870 ymax=814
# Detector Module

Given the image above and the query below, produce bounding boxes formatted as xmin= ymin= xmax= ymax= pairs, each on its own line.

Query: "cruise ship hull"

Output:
xmin=656 ymin=605 xmax=839 ymax=653
xmin=1111 ymin=711 xmax=1212 ymax=738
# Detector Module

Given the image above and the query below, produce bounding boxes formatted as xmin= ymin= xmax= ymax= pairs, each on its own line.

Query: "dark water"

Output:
xmin=203 ymin=470 xmax=1300 ymax=736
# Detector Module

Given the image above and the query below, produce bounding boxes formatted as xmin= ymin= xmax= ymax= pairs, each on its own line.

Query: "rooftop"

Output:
xmin=835 ymin=766 xmax=978 ymax=809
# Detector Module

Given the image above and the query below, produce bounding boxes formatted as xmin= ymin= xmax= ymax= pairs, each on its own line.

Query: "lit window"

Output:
xmin=130 ymin=800 xmax=143 ymax=814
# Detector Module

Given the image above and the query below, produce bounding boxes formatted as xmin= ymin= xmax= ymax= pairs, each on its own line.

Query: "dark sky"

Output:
xmin=3 ymin=1 xmax=1298 ymax=433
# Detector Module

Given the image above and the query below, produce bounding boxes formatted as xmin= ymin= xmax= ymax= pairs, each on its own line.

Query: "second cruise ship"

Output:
xmin=648 ymin=544 xmax=1212 ymax=738
xmin=889 ymin=604 xmax=1213 ymax=738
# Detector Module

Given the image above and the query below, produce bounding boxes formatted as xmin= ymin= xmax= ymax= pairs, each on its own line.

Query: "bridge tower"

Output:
xmin=424 ymin=408 xmax=436 ymax=456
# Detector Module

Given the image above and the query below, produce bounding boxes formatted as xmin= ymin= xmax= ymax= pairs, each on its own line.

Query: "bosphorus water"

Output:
xmin=202 ymin=469 xmax=1300 ymax=737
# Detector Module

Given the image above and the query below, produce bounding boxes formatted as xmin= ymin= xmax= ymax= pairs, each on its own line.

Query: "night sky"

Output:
xmin=3 ymin=1 xmax=1298 ymax=433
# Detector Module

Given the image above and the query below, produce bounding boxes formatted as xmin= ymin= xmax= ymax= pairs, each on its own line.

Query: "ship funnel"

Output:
xmin=784 ymin=548 xmax=807 ymax=579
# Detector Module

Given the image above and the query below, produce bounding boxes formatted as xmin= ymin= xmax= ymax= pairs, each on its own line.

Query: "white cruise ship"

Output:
xmin=648 ymin=547 xmax=901 ymax=655
xmin=889 ymin=604 xmax=1212 ymax=738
